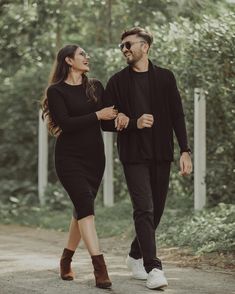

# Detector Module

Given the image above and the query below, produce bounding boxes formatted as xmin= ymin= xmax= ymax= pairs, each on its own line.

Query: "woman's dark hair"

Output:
xmin=121 ymin=27 xmax=153 ymax=47
xmin=41 ymin=44 xmax=97 ymax=136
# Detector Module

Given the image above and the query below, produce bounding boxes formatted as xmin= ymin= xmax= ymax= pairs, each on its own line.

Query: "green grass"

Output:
xmin=0 ymin=199 xmax=134 ymax=237
xmin=0 ymin=205 xmax=72 ymax=231
xmin=95 ymin=199 xmax=133 ymax=237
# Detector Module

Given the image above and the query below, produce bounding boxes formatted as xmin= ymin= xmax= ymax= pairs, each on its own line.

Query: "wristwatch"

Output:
xmin=180 ymin=149 xmax=192 ymax=156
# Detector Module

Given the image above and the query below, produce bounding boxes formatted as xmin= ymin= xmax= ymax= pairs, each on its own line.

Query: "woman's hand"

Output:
xmin=115 ymin=113 xmax=130 ymax=131
xmin=96 ymin=106 xmax=118 ymax=120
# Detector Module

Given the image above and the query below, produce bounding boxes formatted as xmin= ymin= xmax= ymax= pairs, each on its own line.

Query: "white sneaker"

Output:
xmin=146 ymin=268 xmax=168 ymax=289
xmin=126 ymin=255 xmax=148 ymax=280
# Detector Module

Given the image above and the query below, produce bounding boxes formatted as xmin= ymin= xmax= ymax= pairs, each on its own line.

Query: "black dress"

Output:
xmin=47 ymin=80 xmax=105 ymax=220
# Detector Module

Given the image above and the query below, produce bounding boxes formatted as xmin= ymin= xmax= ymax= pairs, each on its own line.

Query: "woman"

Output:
xmin=41 ymin=44 xmax=117 ymax=289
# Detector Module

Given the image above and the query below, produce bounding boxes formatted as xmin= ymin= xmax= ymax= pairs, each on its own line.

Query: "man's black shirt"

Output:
xmin=130 ymin=69 xmax=153 ymax=162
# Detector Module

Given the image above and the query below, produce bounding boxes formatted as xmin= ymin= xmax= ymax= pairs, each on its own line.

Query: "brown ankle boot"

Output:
xmin=91 ymin=254 xmax=112 ymax=289
xmin=60 ymin=248 xmax=75 ymax=280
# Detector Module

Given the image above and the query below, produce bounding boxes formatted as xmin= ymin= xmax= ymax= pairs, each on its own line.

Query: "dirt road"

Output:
xmin=0 ymin=224 xmax=234 ymax=294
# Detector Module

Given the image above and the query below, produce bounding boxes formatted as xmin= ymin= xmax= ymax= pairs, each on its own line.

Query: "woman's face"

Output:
xmin=67 ymin=47 xmax=90 ymax=73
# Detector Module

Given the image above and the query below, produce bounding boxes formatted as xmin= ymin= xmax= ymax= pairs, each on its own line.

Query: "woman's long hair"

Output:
xmin=41 ymin=44 xmax=97 ymax=136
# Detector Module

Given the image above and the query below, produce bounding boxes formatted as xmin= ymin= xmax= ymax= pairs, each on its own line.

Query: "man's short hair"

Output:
xmin=121 ymin=27 xmax=153 ymax=47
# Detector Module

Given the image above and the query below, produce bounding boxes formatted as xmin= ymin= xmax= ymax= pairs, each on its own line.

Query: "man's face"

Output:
xmin=120 ymin=34 xmax=147 ymax=65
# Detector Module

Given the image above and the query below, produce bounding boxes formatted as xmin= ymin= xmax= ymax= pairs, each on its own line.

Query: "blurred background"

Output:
xmin=0 ymin=0 xmax=234 ymax=257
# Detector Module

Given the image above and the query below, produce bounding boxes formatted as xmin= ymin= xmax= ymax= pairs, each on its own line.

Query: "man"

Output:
xmin=101 ymin=27 xmax=192 ymax=290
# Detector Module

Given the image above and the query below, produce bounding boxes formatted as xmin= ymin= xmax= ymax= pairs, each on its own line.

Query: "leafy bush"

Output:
xmin=43 ymin=182 xmax=71 ymax=210
xmin=151 ymin=14 xmax=235 ymax=206
xmin=158 ymin=203 xmax=235 ymax=253
xmin=1 ymin=198 xmax=233 ymax=255
xmin=0 ymin=66 xmax=47 ymax=200
xmin=0 ymin=179 xmax=37 ymax=203
xmin=0 ymin=188 xmax=39 ymax=223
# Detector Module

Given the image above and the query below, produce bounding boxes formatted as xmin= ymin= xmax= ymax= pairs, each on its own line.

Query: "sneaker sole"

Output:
xmin=146 ymin=283 xmax=168 ymax=289
xmin=132 ymin=274 xmax=148 ymax=280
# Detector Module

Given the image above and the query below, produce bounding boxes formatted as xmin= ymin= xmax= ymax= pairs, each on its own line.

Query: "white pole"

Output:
xmin=38 ymin=110 xmax=48 ymax=206
xmin=194 ymin=88 xmax=206 ymax=210
xmin=23 ymin=0 xmax=29 ymax=10
xmin=103 ymin=132 xmax=114 ymax=206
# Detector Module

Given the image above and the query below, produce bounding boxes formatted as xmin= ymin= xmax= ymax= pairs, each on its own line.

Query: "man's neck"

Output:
xmin=132 ymin=58 xmax=149 ymax=72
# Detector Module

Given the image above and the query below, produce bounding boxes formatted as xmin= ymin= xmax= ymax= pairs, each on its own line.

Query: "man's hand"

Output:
xmin=179 ymin=152 xmax=193 ymax=176
xmin=137 ymin=114 xmax=154 ymax=129
xmin=115 ymin=113 xmax=130 ymax=131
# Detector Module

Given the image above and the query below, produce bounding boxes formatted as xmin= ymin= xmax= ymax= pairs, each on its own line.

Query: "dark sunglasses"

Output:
xmin=118 ymin=40 xmax=146 ymax=51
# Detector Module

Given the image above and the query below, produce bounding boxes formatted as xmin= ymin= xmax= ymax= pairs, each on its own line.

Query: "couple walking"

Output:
xmin=41 ymin=26 xmax=192 ymax=290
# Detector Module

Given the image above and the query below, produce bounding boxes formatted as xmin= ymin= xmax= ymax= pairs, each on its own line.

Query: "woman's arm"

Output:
xmin=47 ymin=87 xmax=98 ymax=133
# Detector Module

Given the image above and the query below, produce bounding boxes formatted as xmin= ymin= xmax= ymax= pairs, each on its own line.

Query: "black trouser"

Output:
xmin=123 ymin=161 xmax=171 ymax=273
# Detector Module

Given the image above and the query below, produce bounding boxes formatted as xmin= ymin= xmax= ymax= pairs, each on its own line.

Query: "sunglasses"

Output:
xmin=118 ymin=41 xmax=146 ymax=51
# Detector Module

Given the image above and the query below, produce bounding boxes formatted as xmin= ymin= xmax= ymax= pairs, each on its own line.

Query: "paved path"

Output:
xmin=0 ymin=225 xmax=234 ymax=294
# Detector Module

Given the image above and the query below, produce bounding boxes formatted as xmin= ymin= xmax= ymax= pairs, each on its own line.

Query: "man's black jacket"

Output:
xmin=101 ymin=60 xmax=190 ymax=163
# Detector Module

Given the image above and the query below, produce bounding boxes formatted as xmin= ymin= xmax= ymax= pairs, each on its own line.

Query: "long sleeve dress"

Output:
xmin=47 ymin=80 xmax=105 ymax=220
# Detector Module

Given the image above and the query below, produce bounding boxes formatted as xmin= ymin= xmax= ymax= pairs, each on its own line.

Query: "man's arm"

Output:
xmin=168 ymin=71 xmax=192 ymax=175
xmin=101 ymin=77 xmax=118 ymax=132
xmin=102 ymin=76 xmax=152 ymax=132
xmin=47 ymin=87 xmax=98 ymax=133
xmin=168 ymin=71 xmax=191 ymax=154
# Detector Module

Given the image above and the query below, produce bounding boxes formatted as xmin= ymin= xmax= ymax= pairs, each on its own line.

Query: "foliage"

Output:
xmin=0 ymin=1 xmax=234 ymax=212
xmin=0 ymin=194 xmax=133 ymax=237
xmin=0 ymin=202 xmax=72 ymax=231
xmin=93 ymin=13 xmax=235 ymax=207
xmin=158 ymin=203 xmax=235 ymax=254
xmin=0 ymin=67 xmax=46 ymax=183
xmin=0 ymin=179 xmax=37 ymax=203
xmin=0 ymin=196 xmax=233 ymax=254
xmin=151 ymin=14 xmax=235 ymax=205
xmin=43 ymin=182 xmax=71 ymax=210
xmin=95 ymin=198 xmax=133 ymax=237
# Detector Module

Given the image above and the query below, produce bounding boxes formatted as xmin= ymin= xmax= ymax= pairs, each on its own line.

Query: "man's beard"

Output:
xmin=125 ymin=51 xmax=142 ymax=65
xmin=126 ymin=58 xmax=135 ymax=65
